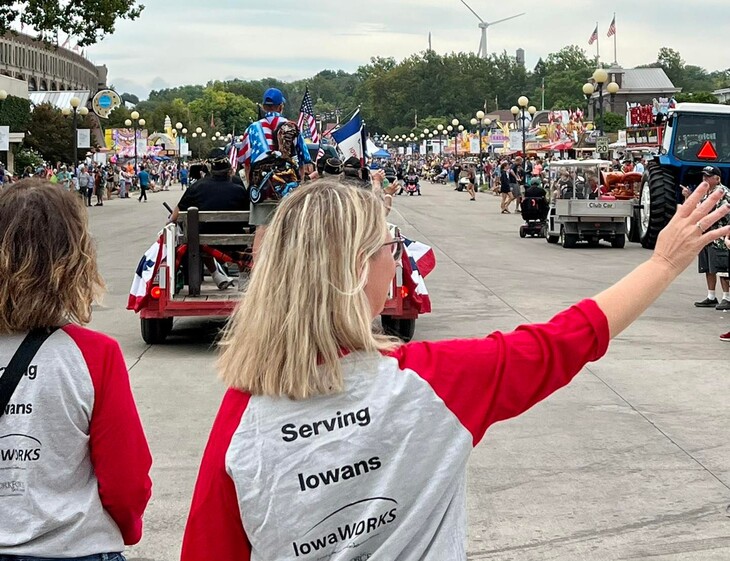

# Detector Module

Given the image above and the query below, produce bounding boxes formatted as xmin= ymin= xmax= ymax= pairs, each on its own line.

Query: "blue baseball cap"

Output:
xmin=263 ymin=88 xmax=286 ymax=106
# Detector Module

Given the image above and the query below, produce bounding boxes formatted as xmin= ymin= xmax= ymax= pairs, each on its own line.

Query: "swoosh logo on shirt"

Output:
xmin=0 ymin=433 xmax=42 ymax=446
xmin=305 ymin=496 xmax=398 ymax=535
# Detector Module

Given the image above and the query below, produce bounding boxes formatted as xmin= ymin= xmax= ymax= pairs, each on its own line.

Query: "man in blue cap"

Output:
xmin=241 ymin=87 xmax=313 ymax=259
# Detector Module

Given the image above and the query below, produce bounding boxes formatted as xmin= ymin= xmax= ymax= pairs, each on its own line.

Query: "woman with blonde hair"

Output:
xmin=0 ymin=179 xmax=152 ymax=561
xmin=182 ymin=178 xmax=730 ymax=561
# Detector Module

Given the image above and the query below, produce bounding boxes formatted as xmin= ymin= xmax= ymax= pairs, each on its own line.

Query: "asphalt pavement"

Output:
xmin=87 ymin=183 xmax=730 ymax=561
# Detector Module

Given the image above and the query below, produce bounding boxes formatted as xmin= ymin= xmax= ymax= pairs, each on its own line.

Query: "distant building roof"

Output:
xmin=29 ymin=90 xmax=90 ymax=110
xmin=619 ymin=68 xmax=680 ymax=93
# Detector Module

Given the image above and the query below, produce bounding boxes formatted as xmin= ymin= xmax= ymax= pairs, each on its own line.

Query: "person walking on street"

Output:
xmin=137 ymin=166 xmax=150 ymax=203
xmin=77 ymin=166 xmax=91 ymax=207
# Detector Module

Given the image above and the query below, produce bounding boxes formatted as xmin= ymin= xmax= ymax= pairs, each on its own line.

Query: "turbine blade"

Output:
xmin=460 ymin=0 xmax=485 ymax=23
xmin=486 ymin=13 xmax=526 ymax=26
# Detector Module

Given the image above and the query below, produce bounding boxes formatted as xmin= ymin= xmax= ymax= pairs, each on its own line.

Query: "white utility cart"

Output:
xmin=545 ymin=159 xmax=633 ymax=248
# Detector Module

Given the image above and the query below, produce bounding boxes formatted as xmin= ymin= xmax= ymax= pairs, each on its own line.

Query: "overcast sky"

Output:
xmin=85 ymin=0 xmax=730 ymax=99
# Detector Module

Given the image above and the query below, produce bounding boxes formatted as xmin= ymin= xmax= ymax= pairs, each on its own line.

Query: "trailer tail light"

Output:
xmin=401 ymin=286 xmax=409 ymax=299
xmin=150 ymin=286 xmax=162 ymax=300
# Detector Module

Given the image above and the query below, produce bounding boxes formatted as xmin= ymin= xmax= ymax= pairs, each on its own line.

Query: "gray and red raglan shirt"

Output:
xmin=181 ymin=300 xmax=610 ymax=561
xmin=0 ymin=325 xmax=152 ymax=557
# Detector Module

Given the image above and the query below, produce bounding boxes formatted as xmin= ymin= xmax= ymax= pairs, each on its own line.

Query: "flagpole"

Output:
xmin=613 ymin=13 xmax=618 ymax=64
xmin=595 ymin=21 xmax=600 ymax=65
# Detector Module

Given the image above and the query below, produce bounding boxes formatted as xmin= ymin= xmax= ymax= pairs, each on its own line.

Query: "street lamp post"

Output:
xmin=175 ymin=122 xmax=185 ymax=171
xmin=124 ymin=110 xmax=145 ymax=171
xmin=511 ymin=97 xmax=537 ymax=157
xmin=62 ymin=96 xmax=90 ymax=173
xmin=472 ymin=110 xmax=487 ymax=184
xmin=583 ymin=69 xmax=620 ymax=135
xmin=195 ymin=127 xmax=203 ymax=158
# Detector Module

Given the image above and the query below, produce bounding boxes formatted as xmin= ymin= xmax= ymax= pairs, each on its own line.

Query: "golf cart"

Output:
xmin=545 ymin=159 xmax=633 ymax=248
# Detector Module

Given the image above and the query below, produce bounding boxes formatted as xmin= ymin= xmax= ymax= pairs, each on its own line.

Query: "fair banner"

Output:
xmin=0 ymin=126 xmax=9 ymax=151
xmin=469 ymin=137 xmax=481 ymax=154
xmin=137 ymin=139 xmax=147 ymax=155
xmin=77 ymin=129 xmax=91 ymax=149
xmin=181 ymin=142 xmax=190 ymax=156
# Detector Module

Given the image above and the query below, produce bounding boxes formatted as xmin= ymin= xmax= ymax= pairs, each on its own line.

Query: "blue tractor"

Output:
xmin=635 ymin=103 xmax=730 ymax=249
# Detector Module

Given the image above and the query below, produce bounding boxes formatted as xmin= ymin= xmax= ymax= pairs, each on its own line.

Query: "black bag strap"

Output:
xmin=0 ymin=328 xmax=57 ymax=421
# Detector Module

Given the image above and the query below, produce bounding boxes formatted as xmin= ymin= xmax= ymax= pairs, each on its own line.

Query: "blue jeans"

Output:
xmin=0 ymin=554 xmax=124 ymax=561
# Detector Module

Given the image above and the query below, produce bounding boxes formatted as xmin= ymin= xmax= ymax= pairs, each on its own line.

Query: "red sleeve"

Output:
xmin=63 ymin=325 xmax=152 ymax=545
xmin=181 ymin=389 xmax=251 ymax=561
xmin=390 ymin=299 xmax=609 ymax=445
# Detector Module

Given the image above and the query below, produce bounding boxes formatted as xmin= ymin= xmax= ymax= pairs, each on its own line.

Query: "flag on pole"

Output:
xmin=588 ymin=25 xmax=598 ymax=45
xmin=296 ymin=88 xmax=320 ymax=143
xmin=127 ymin=234 xmax=165 ymax=312
xmin=228 ymin=144 xmax=239 ymax=169
xmin=401 ymin=238 xmax=436 ymax=314
xmin=331 ymin=111 xmax=364 ymax=163
xmin=607 ymin=16 xmax=616 ymax=37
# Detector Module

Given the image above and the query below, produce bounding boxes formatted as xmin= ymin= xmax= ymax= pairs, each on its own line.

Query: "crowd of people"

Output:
xmin=0 ymin=158 xmax=187 ymax=203
xmin=373 ymin=152 xmax=650 ymax=213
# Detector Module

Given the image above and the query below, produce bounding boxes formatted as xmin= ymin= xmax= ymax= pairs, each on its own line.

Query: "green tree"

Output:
xmin=23 ymin=103 xmax=97 ymax=164
xmin=541 ymin=45 xmax=593 ymax=109
xmin=105 ymin=105 xmax=132 ymax=129
xmin=675 ymin=92 xmax=719 ymax=104
xmin=0 ymin=0 xmax=144 ymax=45
xmin=188 ymin=89 xmax=257 ymax=134
xmin=601 ymin=112 xmax=625 ymax=133
xmin=0 ymin=94 xmax=31 ymax=132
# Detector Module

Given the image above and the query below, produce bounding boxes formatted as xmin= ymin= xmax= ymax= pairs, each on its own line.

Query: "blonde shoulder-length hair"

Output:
xmin=217 ymin=179 xmax=399 ymax=400
xmin=0 ymin=179 xmax=104 ymax=334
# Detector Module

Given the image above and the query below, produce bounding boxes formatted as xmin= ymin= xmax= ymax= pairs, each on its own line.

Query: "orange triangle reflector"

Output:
xmin=697 ymin=140 xmax=718 ymax=160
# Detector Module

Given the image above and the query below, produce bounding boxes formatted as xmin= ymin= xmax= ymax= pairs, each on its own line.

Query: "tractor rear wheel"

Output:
xmin=639 ymin=163 xmax=677 ymax=249
xmin=627 ymin=207 xmax=641 ymax=243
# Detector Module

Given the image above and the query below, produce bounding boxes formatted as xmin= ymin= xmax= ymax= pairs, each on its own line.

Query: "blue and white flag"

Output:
xmin=331 ymin=111 xmax=364 ymax=163
xmin=127 ymin=233 xmax=165 ymax=312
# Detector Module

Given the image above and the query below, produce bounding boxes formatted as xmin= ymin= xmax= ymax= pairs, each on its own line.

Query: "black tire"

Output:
xmin=141 ymin=317 xmax=173 ymax=344
xmin=381 ymin=316 xmax=416 ymax=342
xmin=519 ymin=226 xmax=527 ymax=238
xmin=561 ymin=226 xmax=578 ymax=248
xmin=611 ymin=234 xmax=626 ymax=248
xmin=640 ymin=163 xmax=677 ymax=249
xmin=627 ymin=207 xmax=641 ymax=243
xmin=546 ymin=233 xmax=559 ymax=244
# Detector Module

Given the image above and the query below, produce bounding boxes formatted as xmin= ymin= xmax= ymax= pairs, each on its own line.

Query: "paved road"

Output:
xmin=87 ymin=184 xmax=730 ymax=561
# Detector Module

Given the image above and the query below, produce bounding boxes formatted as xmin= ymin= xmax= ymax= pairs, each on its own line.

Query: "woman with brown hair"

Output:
xmin=0 ymin=179 xmax=152 ymax=561
xmin=182 ymin=178 xmax=729 ymax=561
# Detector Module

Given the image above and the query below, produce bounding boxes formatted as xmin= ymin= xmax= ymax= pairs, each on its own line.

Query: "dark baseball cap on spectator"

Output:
xmin=263 ymin=88 xmax=286 ymax=106
xmin=702 ymin=166 xmax=721 ymax=177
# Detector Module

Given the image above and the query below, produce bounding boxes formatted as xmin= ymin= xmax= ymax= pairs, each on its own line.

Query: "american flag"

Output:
xmin=588 ymin=25 xmax=598 ymax=45
xmin=607 ymin=16 xmax=616 ymax=37
xmin=240 ymin=114 xmax=286 ymax=168
xmin=297 ymin=89 xmax=320 ymax=143
xmin=228 ymin=144 xmax=238 ymax=169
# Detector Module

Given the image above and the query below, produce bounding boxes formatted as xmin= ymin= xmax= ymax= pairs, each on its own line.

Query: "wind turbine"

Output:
xmin=459 ymin=0 xmax=525 ymax=58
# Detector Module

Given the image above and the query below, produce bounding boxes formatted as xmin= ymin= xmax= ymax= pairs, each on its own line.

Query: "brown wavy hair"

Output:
xmin=0 ymin=179 xmax=105 ymax=333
